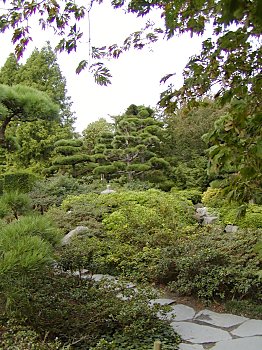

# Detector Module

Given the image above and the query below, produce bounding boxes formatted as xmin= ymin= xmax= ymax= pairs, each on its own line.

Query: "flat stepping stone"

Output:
xmin=195 ymin=309 xmax=248 ymax=328
xmin=149 ymin=298 xmax=176 ymax=306
xmin=171 ymin=322 xmax=231 ymax=344
xmin=161 ymin=304 xmax=196 ymax=321
xmin=179 ymin=343 xmax=204 ymax=350
xmin=210 ymin=336 xmax=262 ymax=350
xmin=231 ymin=319 xmax=262 ymax=337
xmin=87 ymin=274 xmax=116 ymax=282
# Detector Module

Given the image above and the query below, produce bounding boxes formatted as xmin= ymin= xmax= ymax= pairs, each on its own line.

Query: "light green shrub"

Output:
xmin=202 ymin=187 xmax=224 ymax=207
xmin=238 ymin=205 xmax=262 ymax=228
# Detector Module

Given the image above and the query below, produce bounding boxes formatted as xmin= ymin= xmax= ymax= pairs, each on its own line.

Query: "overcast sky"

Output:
xmin=0 ymin=1 xmax=208 ymax=132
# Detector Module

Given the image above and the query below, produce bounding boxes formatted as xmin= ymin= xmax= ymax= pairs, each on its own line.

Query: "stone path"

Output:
xmin=74 ymin=273 xmax=262 ymax=349
xmin=153 ymin=298 xmax=262 ymax=350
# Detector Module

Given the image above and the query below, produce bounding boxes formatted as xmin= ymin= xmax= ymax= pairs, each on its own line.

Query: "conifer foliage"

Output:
xmin=93 ymin=104 xmax=170 ymax=183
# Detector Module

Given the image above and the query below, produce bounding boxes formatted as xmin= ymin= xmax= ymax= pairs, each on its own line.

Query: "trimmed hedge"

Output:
xmin=2 ymin=172 xmax=37 ymax=193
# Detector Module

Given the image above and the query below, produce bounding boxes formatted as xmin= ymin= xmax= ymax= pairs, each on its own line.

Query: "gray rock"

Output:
xmin=203 ymin=216 xmax=218 ymax=225
xmin=194 ymin=309 xmax=248 ymax=328
xmin=72 ymin=269 xmax=89 ymax=277
xmin=100 ymin=184 xmax=116 ymax=194
xmin=179 ymin=344 xmax=204 ymax=350
xmin=224 ymin=224 xmax=238 ymax=233
xmin=231 ymin=319 xmax=262 ymax=337
xmin=149 ymin=298 xmax=176 ymax=306
xmin=89 ymin=274 xmax=116 ymax=282
xmin=210 ymin=336 xmax=262 ymax=350
xmin=61 ymin=226 xmax=88 ymax=245
xmin=196 ymin=207 xmax=208 ymax=217
xmin=171 ymin=322 xmax=231 ymax=344
xmin=163 ymin=304 xmax=196 ymax=321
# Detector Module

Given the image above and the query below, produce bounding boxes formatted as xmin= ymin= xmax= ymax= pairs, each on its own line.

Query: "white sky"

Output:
xmin=0 ymin=1 xmax=209 ymax=133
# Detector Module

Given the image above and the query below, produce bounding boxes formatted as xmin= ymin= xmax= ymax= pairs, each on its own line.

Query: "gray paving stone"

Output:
xmin=179 ymin=343 xmax=204 ymax=350
xmin=195 ymin=309 xmax=248 ymax=328
xmin=149 ymin=298 xmax=176 ymax=306
xmin=89 ymin=274 xmax=116 ymax=282
xmin=231 ymin=319 xmax=262 ymax=337
xmin=163 ymin=304 xmax=196 ymax=321
xmin=210 ymin=336 xmax=262 ymax=350
xmin=171 ymin=322 xmax=232 ymax=344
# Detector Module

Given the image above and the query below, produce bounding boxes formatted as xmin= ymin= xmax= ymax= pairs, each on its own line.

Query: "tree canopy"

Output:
xmin=0 ymin=44 xmax=75 ymax=173
xmin=0 ymin=0 xmax=261 ymax=200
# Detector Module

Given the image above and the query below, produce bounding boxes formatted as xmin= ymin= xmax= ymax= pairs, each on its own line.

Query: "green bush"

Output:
xmin=0 ymin=216 xmax=61 ymax=316
xmin=238 ymin=205 xmax=262 ymax=228
xmin=57 ymin=236 xmax=105 ymax=274
xmin=210 ymin=202 xmax=262 ymax=229
xmin=171 ymin=188 xmax=202 ymax=204
xmin=0 ymin=215 xmax=60 ymax=278
xmin=172 ymin=157 xmax=209 ymax=190
xmin=0 ymin=235 xmax=53 ymax=276
xmin=47 ymin=205 xmax=103 ymax=235
xmin=62 ymin=189 xmax=195 ymax=229
xmin=0 ymin=200 xmax=10 ymax=218
xmin=202 ymin=187 xmax=224 ymax=207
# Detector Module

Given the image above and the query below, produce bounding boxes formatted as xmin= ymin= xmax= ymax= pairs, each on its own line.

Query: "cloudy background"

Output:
xmin=0 ymin=1 xmax=208 ymax=132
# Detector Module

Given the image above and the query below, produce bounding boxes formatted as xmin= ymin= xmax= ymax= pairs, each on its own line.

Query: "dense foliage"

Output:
xmin=0 ymin=2 xmax=261 ymax=346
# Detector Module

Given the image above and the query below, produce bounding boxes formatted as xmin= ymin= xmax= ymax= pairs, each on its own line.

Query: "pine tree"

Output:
xmin=51 ymin=139 xmax=90 ymax=177
xmin=0 ymin=53 xmax=21 ymax=86
xmin=93 ymin=105 xmax=170 ymax=183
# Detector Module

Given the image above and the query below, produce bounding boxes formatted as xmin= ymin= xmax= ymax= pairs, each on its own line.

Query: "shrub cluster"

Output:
xmin=167 ymin=226 xmax=262 ymax=301
xmin=55 ymin=189 xmax=196 ymax=282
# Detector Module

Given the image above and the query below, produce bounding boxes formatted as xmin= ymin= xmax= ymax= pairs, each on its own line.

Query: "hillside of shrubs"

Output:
xmin=0 ymin=171 xmax=261 ymax=349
